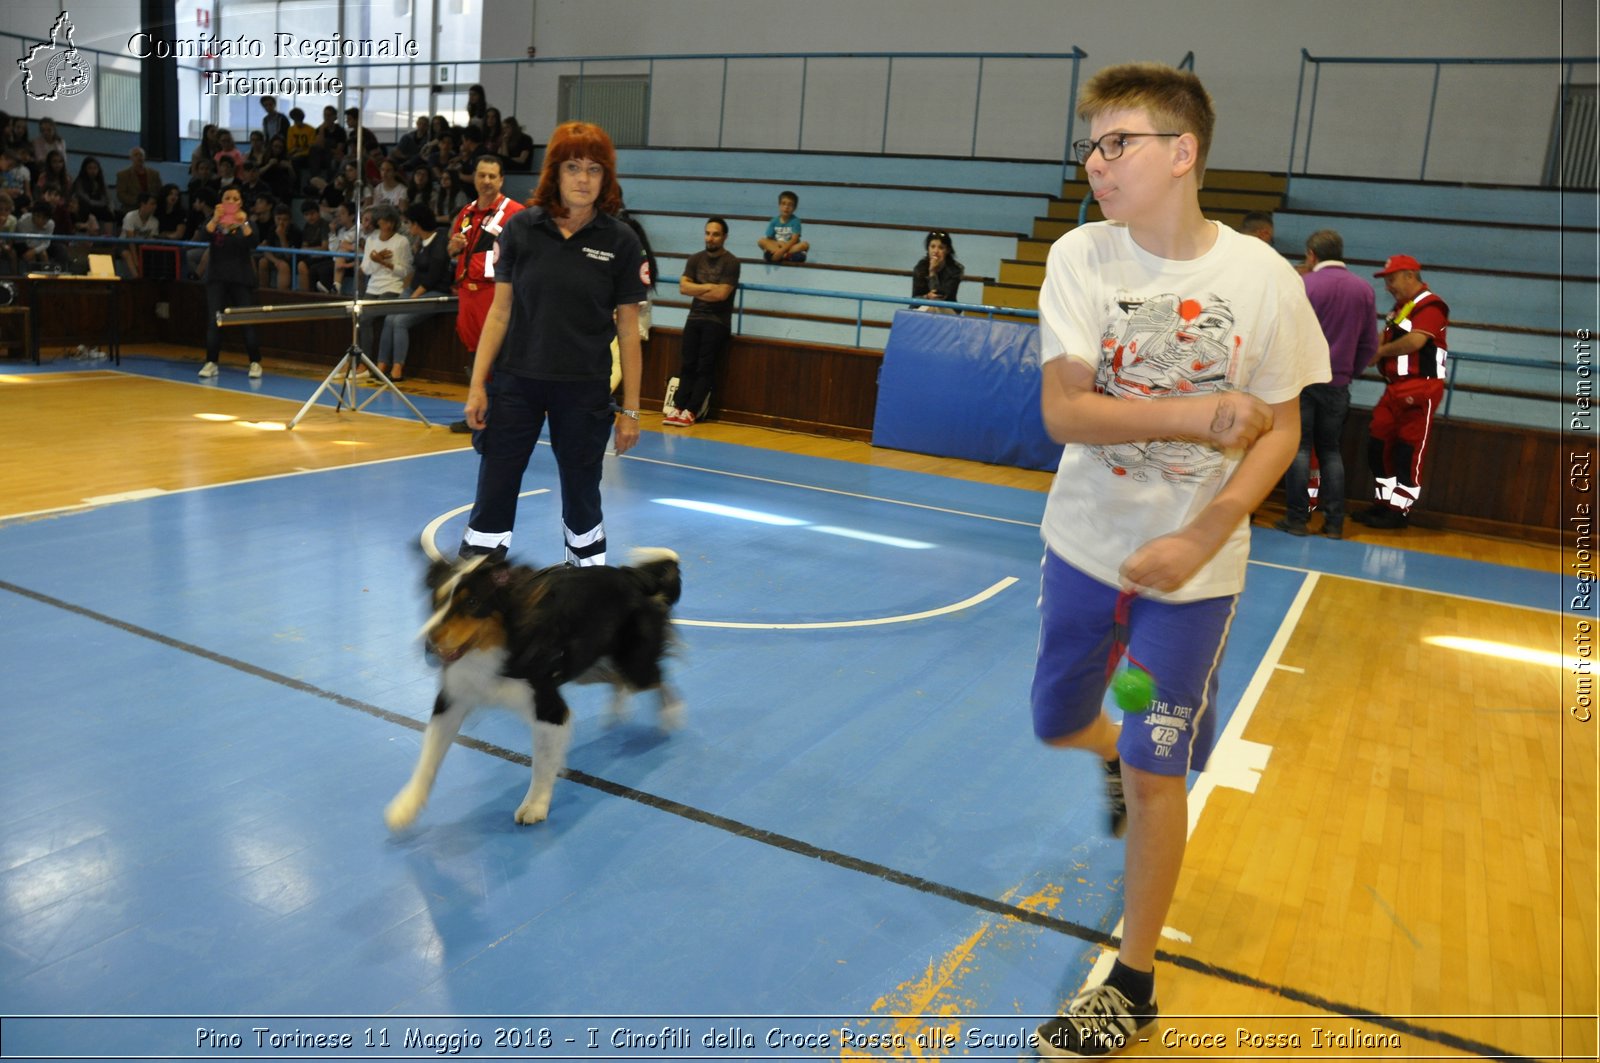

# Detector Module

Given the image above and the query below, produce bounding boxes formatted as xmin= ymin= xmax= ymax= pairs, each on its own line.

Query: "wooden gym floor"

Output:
xmin=0 ymin=348 xmax=1592 ymax=1061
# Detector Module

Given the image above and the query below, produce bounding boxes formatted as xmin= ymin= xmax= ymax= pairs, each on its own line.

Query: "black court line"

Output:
xmin=0 ymin=578 xmax=1538 ymax=1063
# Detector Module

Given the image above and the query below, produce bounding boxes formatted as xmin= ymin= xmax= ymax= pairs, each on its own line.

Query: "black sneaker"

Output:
xmin=1035 ymin=983 xmax=1158 ymax=1057
xmin=457 ymin=543 xmax=508 ymax=563
xmin=1364 ymin=508 xmax=1408 ymax=529
xmin=449 ymin=419 xmax=472 ymax=434
xmin=1103 ymin=759 xmax=1128 ymax=839
xmin=1272 ymin=517 xmax=1309 ymax=536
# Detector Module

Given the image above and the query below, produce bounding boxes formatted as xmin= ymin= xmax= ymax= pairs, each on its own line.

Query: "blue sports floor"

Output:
xmin=0 ymin=356 xmax=1568 ymax=1060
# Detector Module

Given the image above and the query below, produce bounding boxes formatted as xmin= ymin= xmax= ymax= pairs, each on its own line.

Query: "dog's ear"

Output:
xmin=489 ymin=564 xmax=512 ymax=587
xmin=426 ymin=557 xmax=456 ymax=590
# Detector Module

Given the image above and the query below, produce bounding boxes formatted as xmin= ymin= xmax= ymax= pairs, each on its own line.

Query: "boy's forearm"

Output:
xmin=1187 ymin=401 xmax=1300 ymax=547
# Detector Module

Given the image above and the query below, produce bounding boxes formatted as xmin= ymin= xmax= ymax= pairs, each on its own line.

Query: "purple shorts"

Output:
xmin=1030 ymin=549 xmax=1237 ymax=776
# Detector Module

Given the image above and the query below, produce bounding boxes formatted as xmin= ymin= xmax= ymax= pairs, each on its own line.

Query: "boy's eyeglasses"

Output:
xmin=1072 ymin=132 xmax=1180 ymax=164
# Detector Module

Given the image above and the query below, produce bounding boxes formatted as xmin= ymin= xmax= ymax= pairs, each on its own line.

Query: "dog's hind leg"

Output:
xmin=657 ymin=683 xmax=686 ymax=733
xmin=385 ymin=693 xmax=466 ymax=831
xmin=515 ymin=686 xmax=572 ymax=825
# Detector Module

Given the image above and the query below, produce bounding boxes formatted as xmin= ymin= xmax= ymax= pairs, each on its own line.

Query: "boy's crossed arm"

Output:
xmin=1040 ymin=356 xmax=1300 ymax=593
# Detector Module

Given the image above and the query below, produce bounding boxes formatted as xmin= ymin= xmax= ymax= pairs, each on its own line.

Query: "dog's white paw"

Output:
xmin=604 ymin=687 xmax=631 ymax=728
xmin=658 ymin=693 xmax=686 ymax=733
xmin=385 ymin=787 xmax=426 ymax=831
xmin=514 ymin=794 xmax=551 ymax=824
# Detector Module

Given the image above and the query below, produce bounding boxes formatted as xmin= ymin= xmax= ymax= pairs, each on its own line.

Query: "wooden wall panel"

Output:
xmin=644 ymin=328 xmax=880 ymax=440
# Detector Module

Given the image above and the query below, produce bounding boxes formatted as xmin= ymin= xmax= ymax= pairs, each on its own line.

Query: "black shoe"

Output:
xmin=1035 ymin=983 xmax=1158 ymax=1058
xmin=457 ymin=543 xmax=508 ymax=563
xmin=1273 ymin=517 xmax=1309 ymax=537
xmin=1323 ymin=523 xmax=1344 ymax=540
xmin=1352 ymin=507 xmax=1384 ymax=525
xmin=449 ymin=419 xmax=472 ymax=434
xmin=1103 ymin=759 xmax=1127 ymax=840
xmin=1364 ymin=508 xmax=1408 ymax=529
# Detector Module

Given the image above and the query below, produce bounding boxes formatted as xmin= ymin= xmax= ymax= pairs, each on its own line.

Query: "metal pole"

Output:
xmin=1061 ymin=49 xmax=1086 ymax=185
xmin=717 ymin=57 xmax=728 ymax=148
xmin=881 ymin=57 xmax=893 ymax=155
xmin=1420 ymin=62 xmax=1441 ymax=180
xmin=971 ymin=57 xmax=984 ymax=158
xmin=1305 ymin=61 xmax=1322 ymax=177
xmin=1286 ymin=49 xmax=1308 ymax=198
xmin=797 ymin=57 xmax=808 ymax=151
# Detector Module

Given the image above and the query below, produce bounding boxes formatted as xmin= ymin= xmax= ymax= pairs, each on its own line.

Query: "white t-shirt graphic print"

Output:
xmin=1037 ymin=221 xmax=1329 ymax=602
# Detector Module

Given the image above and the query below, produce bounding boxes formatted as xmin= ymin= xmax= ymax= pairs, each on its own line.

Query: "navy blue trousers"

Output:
xmin=463 ymin=375 xmax=615 ymax=565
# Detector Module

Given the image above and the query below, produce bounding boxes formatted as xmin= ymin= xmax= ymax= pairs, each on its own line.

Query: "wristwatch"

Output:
xmin=617 ymin=408 xmax=640 ymax=420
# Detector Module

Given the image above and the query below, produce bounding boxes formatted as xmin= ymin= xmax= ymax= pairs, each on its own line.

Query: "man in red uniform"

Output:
xmin=447 ymin=154 xmax=522 ymax=433
xmin=1357 ymin=254 xmax=1448 ymax=529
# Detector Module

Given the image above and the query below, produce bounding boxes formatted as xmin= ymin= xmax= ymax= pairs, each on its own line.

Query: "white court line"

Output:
xmin=0 ymin=447 xmax=467 ymax=524
xmin=1249 ymin=556 xmax=1559 ymax=615
xmin=420 ymin=491 xmax=1021 ymax=630
xmin=1082 ymin=571 xmax=1320 ymax=988
xmin=621 ymin=452 xmax=1046 ymax=528
xmin=82 ymin=488 xmax=168 ymax=505
xmin=418 ymin=490 xmax=551 ymax=561
xmin=673 ymin=577 xmax=1018 ymax=630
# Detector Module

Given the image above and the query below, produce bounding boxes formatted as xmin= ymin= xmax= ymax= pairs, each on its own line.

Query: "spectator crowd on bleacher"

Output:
xmin=0 ymin=85 xmax=538 ymax=289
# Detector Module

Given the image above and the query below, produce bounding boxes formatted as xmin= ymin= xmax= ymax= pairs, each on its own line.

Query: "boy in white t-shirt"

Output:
xmin=1031 ymin=63 xmax=1328 ymax=1058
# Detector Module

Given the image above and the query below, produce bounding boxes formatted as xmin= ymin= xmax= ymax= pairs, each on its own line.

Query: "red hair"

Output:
xmin=531 ymin=121 xmax=623 ymax=218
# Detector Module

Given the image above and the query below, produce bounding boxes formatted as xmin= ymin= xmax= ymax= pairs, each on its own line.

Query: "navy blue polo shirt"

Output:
xmin=492 ymin=206 xmax=648 ymax=381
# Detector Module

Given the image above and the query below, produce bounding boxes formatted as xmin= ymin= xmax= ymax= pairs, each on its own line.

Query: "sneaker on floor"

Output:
xmin=1035 ymin=983 xmax=1158 ymax=1058
xmin=457 ymin=542 xmax=508 ymax=563
xmin=1103 ymin=758 xmax=1127 ymax=840
xmin=248 ymin=362 xmax=263 ymax=379
xmin=198 ymin=361 xmax=219 ymax=378
xmin=449 ymin=419 xmax=472 ymax=434
xmin=1323 ymin=522 xmax=1344 ymax=540
xmin=1272 ymin=517 xmax=1309 ymax=536
xmin=662 ymin=409 xmax=692 ymax=427
xmin=1364 ymin=507 xmax=1408 ymax=529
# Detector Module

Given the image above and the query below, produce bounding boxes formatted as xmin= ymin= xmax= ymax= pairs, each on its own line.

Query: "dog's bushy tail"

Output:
xmin=625 ymin=548 xmax=682 ymax=608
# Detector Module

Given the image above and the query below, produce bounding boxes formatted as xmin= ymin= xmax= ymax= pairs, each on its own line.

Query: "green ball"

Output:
xmin=1111 ymin=667 xmax=1155 ymax=713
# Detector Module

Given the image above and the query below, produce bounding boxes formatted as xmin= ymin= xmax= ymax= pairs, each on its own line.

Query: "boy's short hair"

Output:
xmin=289 ymin=107 xmax=305 ymax=122
xmin=1077 ymin=62 xmax=1215 ymax=180
xmin=706 ymin=215 xmax=729 ymax=235
xmin=778 ymin=190 xmax=798 ymax=207
xmin=1239 ymin=211 xmax=1274 ymax=236
xmin=302 ymin=200 xmax=322 ymax=214
xmin=405 ymin=202 xmax=437 ymax=230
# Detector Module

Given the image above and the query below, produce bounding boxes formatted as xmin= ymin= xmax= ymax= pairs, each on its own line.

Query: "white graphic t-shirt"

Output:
xmin=1038 ymin=221 xmax=1330 ymax=602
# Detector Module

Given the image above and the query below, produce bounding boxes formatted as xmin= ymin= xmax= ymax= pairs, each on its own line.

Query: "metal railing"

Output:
xmin=1286 ymin=50 xmax=1600 ymax=193
xmin=170 ymin=48 xmax=1090 ymax=179
xmin=708 ymin=277 xmax=1036 ymax=349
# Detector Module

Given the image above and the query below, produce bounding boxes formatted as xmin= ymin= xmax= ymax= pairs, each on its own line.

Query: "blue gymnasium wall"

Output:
xmin=874 ymin=310 xmax=1062 ymax=472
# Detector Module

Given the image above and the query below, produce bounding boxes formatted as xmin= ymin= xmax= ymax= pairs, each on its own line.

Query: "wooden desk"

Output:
xmin=26 ymin=274 xmax=121 ymax=365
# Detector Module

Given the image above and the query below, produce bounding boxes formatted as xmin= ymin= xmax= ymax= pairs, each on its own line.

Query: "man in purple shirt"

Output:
xmin=1276 ymin=229 xmax=1378 ymax=538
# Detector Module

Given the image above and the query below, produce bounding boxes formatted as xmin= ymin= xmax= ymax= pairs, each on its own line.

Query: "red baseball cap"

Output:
xmin=1374 ymin=254 xmax=1422 ymax=277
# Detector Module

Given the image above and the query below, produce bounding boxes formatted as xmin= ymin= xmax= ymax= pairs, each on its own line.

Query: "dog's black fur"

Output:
xmin=385 ymin=549 xmax=684 ymax=829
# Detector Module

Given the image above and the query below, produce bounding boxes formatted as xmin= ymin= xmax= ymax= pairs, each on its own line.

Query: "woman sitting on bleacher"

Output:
xmin=911 ymin=229 xmax=964 ymax=312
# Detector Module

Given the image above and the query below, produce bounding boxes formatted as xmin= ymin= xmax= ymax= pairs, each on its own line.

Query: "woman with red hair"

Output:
xmin=458 ymin=122 xmax=649 ymax=568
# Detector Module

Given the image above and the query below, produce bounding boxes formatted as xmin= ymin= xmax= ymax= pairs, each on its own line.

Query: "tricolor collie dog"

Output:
xmin=385 ymin=549 xmax=684 ymax=830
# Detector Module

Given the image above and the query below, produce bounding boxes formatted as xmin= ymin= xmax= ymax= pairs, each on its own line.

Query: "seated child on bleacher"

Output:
xmin=912 ymin=228 xmax=965 ymax=312
xmin=757 ymin=189 xmax=809 ymax=263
